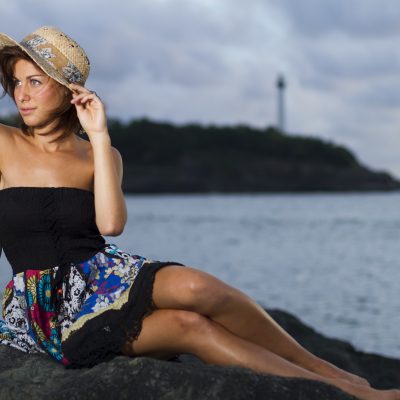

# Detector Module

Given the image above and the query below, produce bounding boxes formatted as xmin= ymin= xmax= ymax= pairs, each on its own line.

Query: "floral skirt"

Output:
xmin=0 ymin=243 xmax=184 ymax=368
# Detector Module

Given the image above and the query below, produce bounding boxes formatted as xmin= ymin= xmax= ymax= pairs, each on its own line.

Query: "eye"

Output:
xmin=31 ymin=79 xmax=41 ymax=86
xmin=13 ymin=79 xmax=21 ymax=87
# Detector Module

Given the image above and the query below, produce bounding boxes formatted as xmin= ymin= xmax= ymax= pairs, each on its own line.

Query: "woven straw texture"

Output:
xmin=0 ymin=26 xmax=90 ymax=89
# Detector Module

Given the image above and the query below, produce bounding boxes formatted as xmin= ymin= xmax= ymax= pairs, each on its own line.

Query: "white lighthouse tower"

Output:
xmin=276 ymin=74 xmax=286 ymax=132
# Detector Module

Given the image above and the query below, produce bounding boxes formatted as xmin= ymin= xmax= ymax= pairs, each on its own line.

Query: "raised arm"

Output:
xmin=69 ymin=83 xmax=128 ymax=236
xmin=0 ymin=124 xmax=6 ymax=257
xmin=0 ymin=122 xmax=7 ymax=189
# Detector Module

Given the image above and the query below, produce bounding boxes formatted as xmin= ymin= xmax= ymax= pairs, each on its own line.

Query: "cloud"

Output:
xmin=274 ymin=0 xmax=400 ymax=38
xmin=1 ymin=0 xmax=400 ymax=177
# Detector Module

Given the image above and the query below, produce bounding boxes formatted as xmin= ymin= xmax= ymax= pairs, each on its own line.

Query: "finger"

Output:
xmin=69 ymin=83 xmax=93 ymax=96
xmin=68 ymin=83 xmax=86 ymax=91
xmin=71 ymin=90 xmax=100 ymax=103
xmin=71 ymin=93 xmax=99 ymax=104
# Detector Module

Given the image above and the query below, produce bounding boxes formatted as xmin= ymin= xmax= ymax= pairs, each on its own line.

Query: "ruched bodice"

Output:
xmin=0 ymin=186 xmax=106 ymax=274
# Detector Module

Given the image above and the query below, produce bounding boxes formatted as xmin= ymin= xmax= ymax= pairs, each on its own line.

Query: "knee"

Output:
xmin=160 ymin=309 xmax=214 ymax=351
xmin=180 ymin=270 xmax=234 ymax=314
xmin=172 ymin=309 xmax=212 ymax=336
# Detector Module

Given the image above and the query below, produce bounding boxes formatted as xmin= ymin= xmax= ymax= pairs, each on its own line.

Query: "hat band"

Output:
xmin=20 ymin=34 xmax=84 ymax=84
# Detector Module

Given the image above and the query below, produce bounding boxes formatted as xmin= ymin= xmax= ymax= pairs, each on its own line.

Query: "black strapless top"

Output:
xmin=0 ymin=186 xmax=107 ymax=274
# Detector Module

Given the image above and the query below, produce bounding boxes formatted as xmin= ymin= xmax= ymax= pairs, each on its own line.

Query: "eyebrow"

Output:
xmin=13 ymin=74 xmax=46 ymax=80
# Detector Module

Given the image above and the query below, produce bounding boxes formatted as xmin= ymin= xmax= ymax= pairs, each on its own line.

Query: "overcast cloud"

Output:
xmin=1 ymin=0 xmax=400 ymax=177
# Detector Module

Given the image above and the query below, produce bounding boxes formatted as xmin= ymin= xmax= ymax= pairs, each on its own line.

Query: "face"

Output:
xmin=13 ymin=59 xmax=66 ymax=129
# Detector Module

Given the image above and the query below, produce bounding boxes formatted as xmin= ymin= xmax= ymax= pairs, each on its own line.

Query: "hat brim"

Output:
xmin=0 ymin=32 xmax=72 ymax=91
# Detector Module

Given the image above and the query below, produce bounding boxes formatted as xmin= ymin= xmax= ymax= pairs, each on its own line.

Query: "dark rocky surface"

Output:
xmin=268 ymin=309 xmax=400 ymax=390
xmin=0 ymin=308 xmax=398 ymax=400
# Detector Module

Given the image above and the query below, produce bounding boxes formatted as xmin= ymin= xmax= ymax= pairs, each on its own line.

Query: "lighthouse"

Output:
xmin=276 ymin=74 xmax=286 ymax=132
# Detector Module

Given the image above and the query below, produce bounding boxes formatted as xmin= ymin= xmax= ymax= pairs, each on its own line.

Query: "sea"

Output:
xmin=1 ymin=192 xmax=399 ymax=359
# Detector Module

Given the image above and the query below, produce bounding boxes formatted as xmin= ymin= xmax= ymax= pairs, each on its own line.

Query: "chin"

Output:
xmin=21 ymin=115 xmax=43 ymax=127
xmin=20 ymin=114 xmax=34 ymax=123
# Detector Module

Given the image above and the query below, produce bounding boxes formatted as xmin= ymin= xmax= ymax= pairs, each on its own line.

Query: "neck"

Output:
xmin=28 ymin=126 xmax=78 ymax=153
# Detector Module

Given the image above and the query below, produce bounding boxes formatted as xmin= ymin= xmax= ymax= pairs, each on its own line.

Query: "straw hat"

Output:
xmin=0 ymin=26 xmax=90 ymax=89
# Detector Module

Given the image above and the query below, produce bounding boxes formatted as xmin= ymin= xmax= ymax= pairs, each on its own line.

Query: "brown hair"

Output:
xmin=0 ymin=45 xmax=81 ymax=142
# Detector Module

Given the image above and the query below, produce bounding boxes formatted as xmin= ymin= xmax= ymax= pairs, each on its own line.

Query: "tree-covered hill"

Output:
xmin=1 ymin=115 xmax=399 ymax=192
xmin=108 ymin=118 xmax=400 ymax=192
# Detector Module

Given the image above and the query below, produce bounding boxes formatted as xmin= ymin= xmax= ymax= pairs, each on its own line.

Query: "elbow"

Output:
xmin=97 ymin=209 xmax=128 ymax=237
xmin=99 ymin=221 xmax=126 ymax=236
xmin=100 ymin=229 xmax=124 ymax=236
xmin=100 ymin=226 xmax=125 ymax=236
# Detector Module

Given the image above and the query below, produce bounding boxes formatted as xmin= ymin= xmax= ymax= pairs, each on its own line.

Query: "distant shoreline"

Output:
xmin=121 ymin=188 xmax=400 ymax=195
xmin=2 ymin=115 xmax=399 ymax=192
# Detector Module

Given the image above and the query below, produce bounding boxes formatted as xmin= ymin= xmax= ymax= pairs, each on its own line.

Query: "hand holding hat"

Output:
xmin=69 ymin=83 xmax=108 ymax=139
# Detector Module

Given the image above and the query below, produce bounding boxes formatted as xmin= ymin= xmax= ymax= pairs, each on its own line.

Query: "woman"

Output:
xmin=0 ymin=27 xmax=398 ymax=400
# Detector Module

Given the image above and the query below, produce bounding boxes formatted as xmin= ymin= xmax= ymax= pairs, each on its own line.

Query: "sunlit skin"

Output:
xmin=1 ymin=58 xmax=399 ymax=400
xmin=4 ymin=59 xmax=127 ymax=231
xmin=13 ymin=59 xmax=66 ymax=134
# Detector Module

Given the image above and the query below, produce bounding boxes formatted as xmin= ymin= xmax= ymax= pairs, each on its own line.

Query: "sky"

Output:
xmin=1 ymin=0 xmax=400 ymax=177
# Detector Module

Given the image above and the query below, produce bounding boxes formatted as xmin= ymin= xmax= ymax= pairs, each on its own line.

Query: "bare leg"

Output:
xmin=151 ymin=266 xmax=369 ymax=386
xmin=121 ymin=308 xmax=400 ymax=400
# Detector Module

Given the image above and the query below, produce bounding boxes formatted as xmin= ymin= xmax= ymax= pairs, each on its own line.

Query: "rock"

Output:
xmin=0 ymin=308 xmax=398 ymax=400
xmin=0 ymin=347 xmax=355 ymax=400
xmin=267 ymin=308 xmax=400 ymax=390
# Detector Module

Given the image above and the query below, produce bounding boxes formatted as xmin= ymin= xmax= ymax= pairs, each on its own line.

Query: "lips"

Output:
xmin=19 ymin=107 xmax=36 ymax=115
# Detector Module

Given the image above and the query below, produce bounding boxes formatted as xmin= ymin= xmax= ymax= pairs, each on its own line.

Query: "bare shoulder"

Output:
xmin=111 ymin=146 xmax=123 ymax=184
xmin=0 ymin=122 xmax=15 ymax=138
xmin=111 ymin=146 xmax=122 ymax=162
xmin=0 ymin=124 xmax=17 ymax=186
xmin=0 ymin=123 xmax=17 ymax=156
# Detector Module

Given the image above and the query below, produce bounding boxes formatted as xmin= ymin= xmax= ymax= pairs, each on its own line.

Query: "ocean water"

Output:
xmin=1 ymin=192 xmax=399 ymax=358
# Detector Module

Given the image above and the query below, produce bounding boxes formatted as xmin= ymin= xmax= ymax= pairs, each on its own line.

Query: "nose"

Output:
xmin=15 ymin=82 xmax=30 ymax=103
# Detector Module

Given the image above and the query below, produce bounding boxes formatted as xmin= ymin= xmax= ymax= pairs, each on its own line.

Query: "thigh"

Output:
xmin=152 ymin=265 xmax=234 ymax=312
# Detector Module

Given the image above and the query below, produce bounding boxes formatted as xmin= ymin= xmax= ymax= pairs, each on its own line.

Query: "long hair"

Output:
xmin=0 ymin=45 xmax=81 ymax=142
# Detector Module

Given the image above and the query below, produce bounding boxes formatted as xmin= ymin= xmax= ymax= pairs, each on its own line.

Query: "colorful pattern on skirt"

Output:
xmin=0 ymin=243 xmax=179 ymax=368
